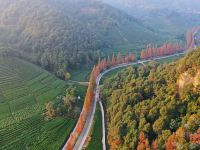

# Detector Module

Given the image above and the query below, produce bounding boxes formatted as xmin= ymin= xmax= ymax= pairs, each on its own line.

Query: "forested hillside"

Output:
xmin=102 ymin=48 xmax=200 ymax=149
xmin=0 ymin=0 xmax=163 ymax=77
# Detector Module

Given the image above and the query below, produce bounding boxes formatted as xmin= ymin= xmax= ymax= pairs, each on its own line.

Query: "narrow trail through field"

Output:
xmin=68 ymin=80 xmax=89 ymax=86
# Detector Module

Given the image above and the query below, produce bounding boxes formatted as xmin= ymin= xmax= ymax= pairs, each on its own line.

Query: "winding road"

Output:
xmin=62 ymin=52 xmax=185 ymax=150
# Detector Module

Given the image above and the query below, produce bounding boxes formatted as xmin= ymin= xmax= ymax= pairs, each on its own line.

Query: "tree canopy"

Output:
xmin=102 ymin=48 xmax=200 ymax=149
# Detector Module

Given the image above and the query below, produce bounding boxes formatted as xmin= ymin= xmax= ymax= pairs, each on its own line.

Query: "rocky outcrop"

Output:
xmin=178 ymin=69 xmax=200 ymax=89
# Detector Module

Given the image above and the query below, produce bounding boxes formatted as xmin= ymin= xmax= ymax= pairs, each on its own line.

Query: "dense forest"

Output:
xmin=0 ymin=0 xmax=164 ymax=78
xmin=102 ymin=48 xmax=200 ymax=149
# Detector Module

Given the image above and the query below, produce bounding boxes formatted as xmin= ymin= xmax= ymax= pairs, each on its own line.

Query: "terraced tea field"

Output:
xmin=0 ymin=57 xmax=81 ymax=149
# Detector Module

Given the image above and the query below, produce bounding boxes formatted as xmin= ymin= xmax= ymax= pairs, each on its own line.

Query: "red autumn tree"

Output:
xmin=124 ymin=54 xmax=129 ymax=63
xmin=137 ymin=132 xmax=150 ymax=150
xmin=65 ymin=141 xmax=73 ymax=150
xmin=97 ymin=57 xmax=108 ymax=73
xmin=129 ymin=53 xmax=136 ymax=62
xmin=176 ymin=127 xmax=185 ymax=139
xmin=165 ymin=133 xmax=176 ymax=150
xmin=151 ymin=139 xmax=158 ymax=150
xmin=65 ymin=133 xmax=75 ymax=150
xmin=90 ymin=66 xmax=96 ymax=85
xmin=98 ymin=59 xmax=103 ymax=72
xmin=102 ymin=58 xmax=107 ymax=69
xmin=146 ymin=45 xmax=154 ymax=58
xmin=190 ymin=128 xmax=200 ymax=144
xmin=76 ymin=114 xmax=84 ymax=133
xmin=83 ymin=84 xmax=94 ymax=113
xmin=140 ymin=50 xmax=146 ymax=60
xmin=83 ymin=69 xmax=95 ymax=113
xmin=93 ymin=65 xmax=98 ymax=80
xmin=123 ymin=53 xmax=136 ymax=63
xmin=116 ymin=52 xmax=122 ymax=64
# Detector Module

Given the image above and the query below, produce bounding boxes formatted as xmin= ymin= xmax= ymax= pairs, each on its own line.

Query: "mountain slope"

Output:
xmin=0 ymin=0 xmax=164 ymax=77
xmin=101 ymin=0 xmax=200 ymax=37
xmin=102 ymin=48 xmax=200 ymax=149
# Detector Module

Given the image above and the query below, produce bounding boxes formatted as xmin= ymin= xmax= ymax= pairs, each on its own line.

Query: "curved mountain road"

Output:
xmin=62 ymin=52 xmax=185 ymax=150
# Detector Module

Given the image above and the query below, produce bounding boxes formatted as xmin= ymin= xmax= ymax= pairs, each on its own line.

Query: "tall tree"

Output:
xmin=76 ymin=114 xmax=84 ymax=133
xmin=165 ymin=134 xmax=176 ymax=150
xmin=151 ymin=139 xmax=158 ymax=150
xmin=129 ymin=53 xmax=136 ymax=62
xmin=111 ymin=53 xmax=116 ymax=65
xmin=141 ymin=50 xmax=146 ymax=59
xmin=44 ymin=102 xmax=56 ymax=120
xmin=137 ymin=132 xmax=150 ymax=150
xmin=190 ymin=128 xmax=200 ymax=144
xmin=116 ymin=52 xmax=122 ymax=64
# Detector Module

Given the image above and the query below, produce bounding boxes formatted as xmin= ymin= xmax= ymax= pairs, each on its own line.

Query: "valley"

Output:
xmin=0 ymin=0 xmax=199 ymax=150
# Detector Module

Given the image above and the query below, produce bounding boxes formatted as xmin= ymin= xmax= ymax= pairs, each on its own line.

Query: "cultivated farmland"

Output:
xmin=0 ymin=56 xmax=79 ymax=149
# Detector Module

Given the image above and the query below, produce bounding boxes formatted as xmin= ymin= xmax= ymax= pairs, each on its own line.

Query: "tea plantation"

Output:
xmin=0 ymin=57 xmax=78 ymax=149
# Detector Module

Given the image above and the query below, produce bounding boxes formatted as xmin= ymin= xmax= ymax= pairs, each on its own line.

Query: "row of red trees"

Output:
xmin=140 ymin=43 xmax=183 ymax=60
xmin=65 ymin=52 xmax=136 ymax=149
xmin=65 ymin=69 xmax=95 ymax=149
xmin=94 ymin=52 xmax=136 ymax=76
